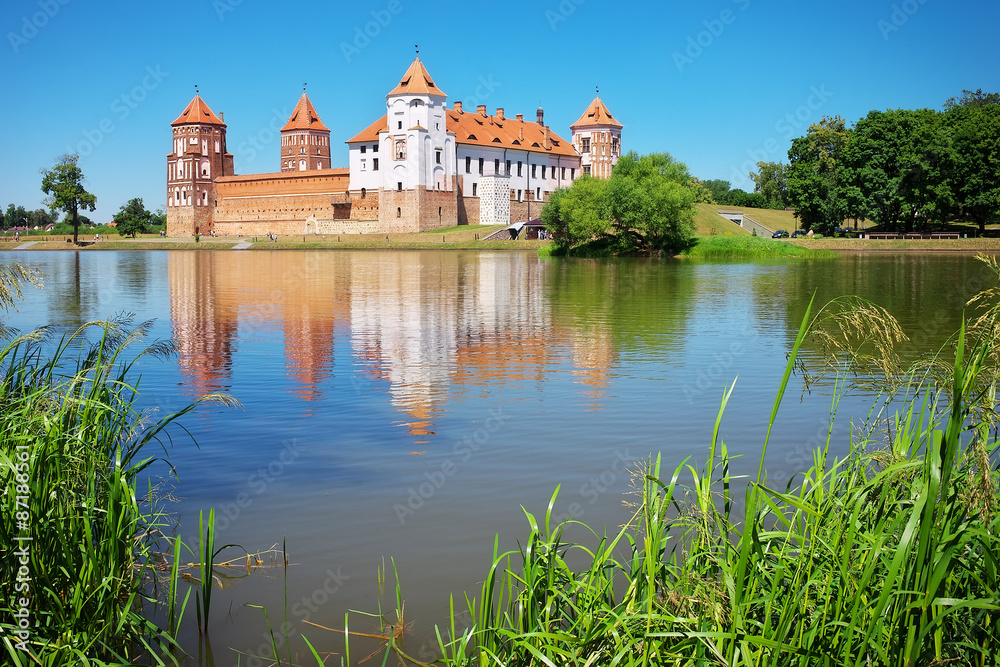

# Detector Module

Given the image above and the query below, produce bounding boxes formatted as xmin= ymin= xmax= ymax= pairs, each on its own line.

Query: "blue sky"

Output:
xmin=1 ymin=0 xmax=996 ymax=223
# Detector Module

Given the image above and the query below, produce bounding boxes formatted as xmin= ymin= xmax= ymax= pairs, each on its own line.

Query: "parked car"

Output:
xmin=791 ymin=230 xmax=807 ymax=238
xmin=772 ymin=229 xmax=789 ymax=239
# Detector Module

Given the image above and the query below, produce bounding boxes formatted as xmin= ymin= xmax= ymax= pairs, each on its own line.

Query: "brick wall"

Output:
xmin=378 ymin=180 xmax=459 ymax=232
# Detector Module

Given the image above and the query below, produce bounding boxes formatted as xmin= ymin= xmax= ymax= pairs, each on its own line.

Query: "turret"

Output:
xmin=166 ymin=93 xmax=233 ymax=236
xmin=280 ymin=88 xmax=332 ymax=172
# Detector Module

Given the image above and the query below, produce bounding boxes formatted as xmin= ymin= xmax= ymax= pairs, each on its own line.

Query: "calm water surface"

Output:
xmin=1 ymin=249 xmax=991 ymax=664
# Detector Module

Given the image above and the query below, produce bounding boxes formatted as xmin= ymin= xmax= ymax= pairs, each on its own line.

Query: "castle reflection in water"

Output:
xmin=168 ymin=251 xmax=614 ymax=438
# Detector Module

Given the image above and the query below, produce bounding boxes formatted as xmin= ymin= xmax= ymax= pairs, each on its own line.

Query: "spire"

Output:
xmin=172 ymin=94 xmax=226 ymax=126
xmin=571 ymin=95 xmax=623 ymax=129
xmin=387 ymin=56 xmax=446 ymax=97
xmin=282 ymin=91 xmax=329 ymax=132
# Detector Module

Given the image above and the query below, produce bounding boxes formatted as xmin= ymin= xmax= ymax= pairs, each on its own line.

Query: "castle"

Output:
xmin=166 ymin=56 xmax=622 ymax=237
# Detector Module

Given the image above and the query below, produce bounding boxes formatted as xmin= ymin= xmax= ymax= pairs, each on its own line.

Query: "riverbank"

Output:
xmin=4 ymin=232 xmax=1000 ymax=253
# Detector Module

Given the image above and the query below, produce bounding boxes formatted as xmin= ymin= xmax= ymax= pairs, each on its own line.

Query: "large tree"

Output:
xmin=947 ymin=104 xmax=1000 ymax=233
xmin=749 ymin=161 xmax=789 ymax=209
xmin=787 ymin=116 xmax=850 ymax=234
xmin=5 ymin=204 xmax=28 ymax=230
xmin=542 ymin=152 xmax=698 ymax=254
xmin=41 ymin=154 xmax=96 ymax=245
xmin=113 ymin=198 xmax=152 ymax=238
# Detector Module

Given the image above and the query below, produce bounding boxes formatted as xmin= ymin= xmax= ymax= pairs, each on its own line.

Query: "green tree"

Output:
xmin=542 ymin=152 xmax=698 ymax=255
xmin=702 ymin=179 xmax=731 ymax=203
xmin=749 ymin=161 xmax=789 ymax=208
xmin=541 ymin=176 xmax=609 ymax=247
xmin=604 ymin=152 xmax=698 ymax=253
xmin=944 ymin=89 xmax=1000 ymax=110
xmin=113 ymin=198 xmax=152 ymax=238
xmin=787 ymin=116 xmax=850 ymax=234
xmin=41 ymin=154 xmax=96 ymax=245
xmin=26 ymin=208 xmax=55 ymax=229
xmin=947 ymin=104 xmax=1000 ymax=234
xmin=5 ymin=204 xmax=28 ymax=230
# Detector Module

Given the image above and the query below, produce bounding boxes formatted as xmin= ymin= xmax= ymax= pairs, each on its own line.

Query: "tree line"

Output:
xmin=3 ymin=154 xmax=165 ymax=242
xmin=782 ymin=89 xmax=997 ymax=234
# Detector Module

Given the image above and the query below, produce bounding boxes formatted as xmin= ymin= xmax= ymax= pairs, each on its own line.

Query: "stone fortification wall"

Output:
xmin=210 ymin=169 xmax=352 ymax=235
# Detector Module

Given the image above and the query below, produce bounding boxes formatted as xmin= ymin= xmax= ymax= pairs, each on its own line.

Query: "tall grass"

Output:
xmin=0 ymin=309 xmax=232 ymax=664
xmin=334 ymin=292 xmax=1000 ymax=666
xmin=684 ymin=235 xmax=836 ymax=259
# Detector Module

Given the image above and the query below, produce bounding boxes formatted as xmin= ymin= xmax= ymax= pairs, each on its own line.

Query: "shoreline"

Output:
xmin=3 ymin=235 xmax=1000 ymax=253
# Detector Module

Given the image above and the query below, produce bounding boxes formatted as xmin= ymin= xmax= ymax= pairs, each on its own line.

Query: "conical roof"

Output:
xmin=387 ymin=56 xmax=446 ymax=97
xmin=281 ymin=92 xmax=329 ymax=132
xmin=171 ymin=94 xmax=226 ymax=126
xmin=571 ymin=96 xmax=622 ymax=129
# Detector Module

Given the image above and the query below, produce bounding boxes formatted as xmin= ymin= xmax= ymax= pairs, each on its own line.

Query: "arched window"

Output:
xmin=396 ymin=207 xmax=401 ymax=218
xmin=361 ymin=188 xmax=367 ymax=199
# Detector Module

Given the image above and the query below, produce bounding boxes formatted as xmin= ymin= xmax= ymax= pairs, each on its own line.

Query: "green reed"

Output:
xmin=0 ymin=311 xmax=231 ymax=665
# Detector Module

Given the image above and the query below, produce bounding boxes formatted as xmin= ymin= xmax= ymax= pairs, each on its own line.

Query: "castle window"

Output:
xmin=472 ymin=183 xmax=477 ymax=196
xmin=537 ymin=187 xmax=542 ymax=201
xmin=517 ymin=161 xmax=522 ymax=177
xmin=465 ymin=157 xmax=471 ymax=173
xmin=517 ymin=189 xmax=522 ymax=202
xmin=494 ymin=158 xmax=500 ymax=174
xmin=581 ymin=137 xmax=590 ymax=153
xmin=300 ymin=147 xmax=305 ymax=154
xmin=361 ymin=145 xmax=366 ymax=154
xmin=372 ymin=144 xmax=378 ymax=152
xmin=506 ymin=160 xmax=511 ymax=175
xmin=373 ymin=158 xmax=379 ymax=171
xmin=397 ymin=207 xmax=401 ymax=218
xmin=361 ymin=188 xmax=367 ymax=199
xmin=478 ymin=158 xmax=484 ymax=175
xmin=317 ymin=161 xmax=322 ymax=169
xmin=299 ymin=160 xmax=306 ymax=171
xmin=571 ymin=168 xmax=576 ymax=180
xmin=361 ymin=160 xmax=366 ymax=171
xmin=531 ymin=164 xmax=537 ymax=179
xmin=436 ymin=151 xmax=441 ymax=165
xmin=397 ymin=182 xmax=403 ymax=192
xmin=583 ymin=165 xmax=591 ymax=176
xmin=398 ymin=121 xmax=403 ymax=130
xmin=395 ymin=138 xmax=406 ymax=160
xmin=542 ymin=165 xmax=547 ymax=180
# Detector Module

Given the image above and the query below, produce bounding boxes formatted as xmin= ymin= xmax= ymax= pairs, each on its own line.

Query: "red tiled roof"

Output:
xmin=346 ymin=110 xmax=578 ymax=158
xmin=171 ymin=95 xmax=226 ymax=127
xmin=387 ymin=57 xmax=446 ymax=97
xmin=571 ymin=96 xmax=622 ymax=129
xmin=346 ymin=115 xmax=388 ymax=143
xmin=282 ymin=92 xmax=329 ymax=132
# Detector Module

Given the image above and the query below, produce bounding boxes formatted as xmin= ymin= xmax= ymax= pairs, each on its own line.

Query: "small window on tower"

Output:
xmin=436 ymin=151 xmax=441 ymax=165
xmin=373 ymin=158 xmax=379 ymax=171
xmin=473 ymin=183 xmax=477 ymax=196
xmin=398 ymin=121 xmax=403 ymax=130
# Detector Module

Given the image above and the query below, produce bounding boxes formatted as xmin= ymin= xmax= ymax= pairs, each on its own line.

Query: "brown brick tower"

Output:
xmin=570 ymin=94 xmax=622 ymax=180
xmin=166 ymin=94 xmax=233 ymax=237
xmin=280 ymin=88 xmax=331 ymax=172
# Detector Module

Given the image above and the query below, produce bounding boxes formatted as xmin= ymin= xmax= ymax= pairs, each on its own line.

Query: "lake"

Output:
xmin=1 ymin=249 xmax=991 ymax=665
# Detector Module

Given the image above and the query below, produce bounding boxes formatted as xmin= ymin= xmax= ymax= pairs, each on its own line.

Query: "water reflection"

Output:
xmin=167 ymin=251 xmax=627 ymax=437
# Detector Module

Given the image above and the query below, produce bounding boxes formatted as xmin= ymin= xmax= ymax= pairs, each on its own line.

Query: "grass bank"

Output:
xmin=683 ymin=234 xmax=837 ymax=259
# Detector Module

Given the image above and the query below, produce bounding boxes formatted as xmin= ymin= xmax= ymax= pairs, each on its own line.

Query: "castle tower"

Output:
xmin=570 ymin=94 xmax=622 ymax=179
xmin=166 ymin=94 xmax=233 ymax=237
xmin=280 ymin=89 xmax=331 ymax=172
xmin=377 ymin=55 xmax=457 ymax=232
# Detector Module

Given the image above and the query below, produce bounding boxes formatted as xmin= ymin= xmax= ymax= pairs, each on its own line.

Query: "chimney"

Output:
xmin=544 ymin=125 xmax=552 ymax=150
xmin=220 ymin=112 xmax=224 ymax=122
xmin=477 ymin=105 xmax=487 ymax=117
xmin=516 ymin=113 xmax=523 ymax=122
xmin=454 ymin=101 xmax=463 ymax=113
xmin=496 ymin=108 xmax=505 ymax=120
xmin=537 ymin=106 xmax=544 ymax=125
